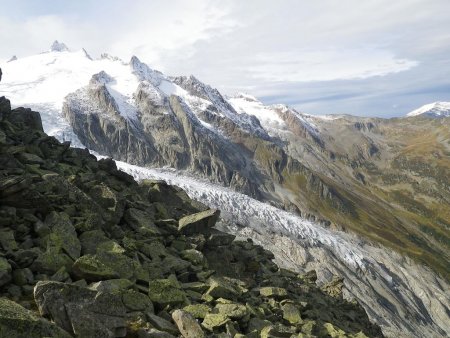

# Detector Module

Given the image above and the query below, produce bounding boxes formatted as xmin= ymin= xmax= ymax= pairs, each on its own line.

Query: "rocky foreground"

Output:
xmin=0 ymin=96 xmax=383 ymax=337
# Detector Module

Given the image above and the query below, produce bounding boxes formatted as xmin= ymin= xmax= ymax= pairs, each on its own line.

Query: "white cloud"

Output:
xmin=246 ymin=48 xmax=418 ymax=82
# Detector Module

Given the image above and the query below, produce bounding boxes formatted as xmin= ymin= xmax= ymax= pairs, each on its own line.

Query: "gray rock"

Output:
xmin=146 ymin=313 xmax=178 ymax=335
xmin=172 ymin=309 xmax=205 ymax=338
xmin=178 ymin=209 xmax=220 ymax=235
xmin=0 ymin=297 xmax=72 ymax=338
xmin=44 ymin=212 xmax=81 ymax=261
xmin=34 ymin=281 xmax=127 ymax=337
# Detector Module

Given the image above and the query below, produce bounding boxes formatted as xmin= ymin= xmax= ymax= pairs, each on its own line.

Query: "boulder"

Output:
xmin=124 ymin=208 xmax=160 ymax=235
xmin=259 ymin=287 xmax=288 ymax=299
xmin=172 ymin=309 xmax=205 ymax=338
xmin=178 ymin=209 xmax=220 ymax=235
xmin=182 ymin=304 xmax=211 ymax=319
xmin=146 ymin=313 xmax=178 ymax=335
xmin=281 ymin=303 xmax=302 ymax=325
xmin=0 ymin=297 xmax=71 ymax=338
xmin=72 ymin=254 xmax=119 ymax=281
xmin=148 ymin=279 xmax=186 ymax=307
xmin=30 ymin=249 xmax=73 ymax=275
xmin=44 ymin=212 xmax=81 ymax=261
xmin=122 ymin=290 xmax=153 ymax=312
xmin=215 ymin=303 xmax=248 ymax=319
xmin=205 ymin=276 xmax=246 ymax=300
xmin=201 ymin=313 xmax=230 ymax=332
xmin=34 ymin=281 xmax=127 ymax=337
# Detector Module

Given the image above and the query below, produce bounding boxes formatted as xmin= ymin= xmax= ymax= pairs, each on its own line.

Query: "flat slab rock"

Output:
xmin=178 ymin=209 xmax=220 ymax=235
xmin=34 ymin=280 xmax=127 ymax=337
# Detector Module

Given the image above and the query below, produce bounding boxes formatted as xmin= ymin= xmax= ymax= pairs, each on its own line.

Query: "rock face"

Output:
xmin=0 ymin=97 xmax=383 ymax=337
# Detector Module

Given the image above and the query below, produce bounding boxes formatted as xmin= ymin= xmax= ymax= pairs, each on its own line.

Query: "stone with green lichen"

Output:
xmin=31 ymin=249 xmax=73 ymax=275
xmin=183 ymin=303 xmax=211 ymax=319
xmin=178 ymin=209 xmax=220 ymax=235
xmin=0 ymin=297 xmax=72 ymax=338
xmin=148 ymin=279 xmax=186 ymax=306
xmin=201 ymin=313 xmax=230 ymax=331
xmin=300 ymin=320 xmax=316 ymax=335
xmin=205 ymin=276 xmax=246 ymax=300
xmin=182 ymin=281 xmax=209 ymax=293
xmin=161 ymin=254 xmax=191 ymax=274
xmin=122 ymin=289 xmax=153 ymax=312
xmin=215 ymin=303 xmax=248 ymax=319
xmin=248 ymin=317 xmax=272 ymax=333
xmin=96 ymin=240 xmax=125 ymax=254
xmin=181 ymin=249 xmax=206 ymax=265
xmin=79 ymin=230 xmax=109 ymax=254
xmin=259 ymin=287 xmax=288 ymax=298
xmin=124 ymin=208 xmax=160 ymax=235
xmin=72 ymin=254 xmax=119 ymax=281
xmin=260 ymin=324 xmax=296 ymax=338
xmin=282 ymin=302 xmax=302 ymax=325
xmin=94 ymin=251 xmax=143 ymax=280
xmin=320 ymin=322 xmax=347 ymax=338
xmin=43 ymin=211 xmax=80 ymax=261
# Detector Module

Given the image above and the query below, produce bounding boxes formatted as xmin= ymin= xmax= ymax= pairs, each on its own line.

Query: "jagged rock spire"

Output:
xmin=50 ymin=40 xmax=69 ymax=52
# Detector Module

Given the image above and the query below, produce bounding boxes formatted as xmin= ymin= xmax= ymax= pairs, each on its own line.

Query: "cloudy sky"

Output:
xmin=1 ymin=0 xmax=449 ymax=117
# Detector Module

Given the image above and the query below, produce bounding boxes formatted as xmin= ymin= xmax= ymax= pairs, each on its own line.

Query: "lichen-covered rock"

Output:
xmin=124 ymin=208 xmax=160 ymax=235
xmin=0 ymin=297 xmax=71 ymax=338
xmin=282 ymin=302 xmax=302 ymax=325
xmin=122 ymin=290 xmax=153 ymax=312
xmin=178 ymin=209 xmax=220 ymax=235
xmin=201 ymin=313 xmax=230 ymax=332
xmin=72 ymin=254 xmax=119 ymax=281
xmin=148 ymin=279 xmax=186 ymax=307
xmin=182 ymin=303 xmax=211 ymax=319
xmin=320 ymin=322 xmax=347 ymax=337
xmin=30 ymin=249 xmax=73 ymax=275
xmin=259 ymin=287 xmax=288 ymax=298
xmin=34 ymin=281 xmax=127 ymax=337
xmin=172 ymin=309 xmax=205 ymax=338
xmin=205 ymin=276 xmax=246 ymax=300
xmin=215 ymin=303 xmax=248 ymax=319
xmin=43 ymin=211 xmax=81 ymax=261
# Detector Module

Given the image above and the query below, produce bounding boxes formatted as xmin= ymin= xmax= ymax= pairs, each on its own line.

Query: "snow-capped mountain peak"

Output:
xmin=50 ymin=40 xmax=69 ymax=52
xmin=406 ymin=101 xmax=450 ymax=117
